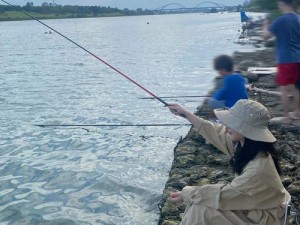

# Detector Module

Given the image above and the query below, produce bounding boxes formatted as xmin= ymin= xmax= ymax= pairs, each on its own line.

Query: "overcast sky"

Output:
xmin=4 ymin=0 xmax=245 ymax=9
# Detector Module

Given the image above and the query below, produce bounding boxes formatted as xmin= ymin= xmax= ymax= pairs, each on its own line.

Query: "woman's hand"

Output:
xmin=168 ymin=191 xmax=183 ymax=203
xmin=168 ymin=104 xmax=189 ymax=118
xmin=168 ymin=104 xmax=201 ymax=127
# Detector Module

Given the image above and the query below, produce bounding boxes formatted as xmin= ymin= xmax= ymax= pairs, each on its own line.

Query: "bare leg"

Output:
xmin=292 ymin=86 xmax=300 ymax=117
xmin=280 ymin=86 xmax=290 ymax=117
xmin=279 ymin=85 xmax=292 ymax=123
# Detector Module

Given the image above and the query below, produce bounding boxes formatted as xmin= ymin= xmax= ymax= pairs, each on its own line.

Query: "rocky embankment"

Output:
xmin=158 ymin=48 xmax=300 ymax=225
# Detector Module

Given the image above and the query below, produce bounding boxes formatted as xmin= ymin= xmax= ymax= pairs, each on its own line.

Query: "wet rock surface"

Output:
xmin=158 ymin=48 xmax=300 ymax=225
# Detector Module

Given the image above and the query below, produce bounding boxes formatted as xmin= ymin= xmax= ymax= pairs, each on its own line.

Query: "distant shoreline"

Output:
xmin=0 ymin=3 xmax=239 ymax=22
xmin=0 ymin=4 xmax=155 ymax=22
xmin=0 ymin=11 xmax=135 ymax=22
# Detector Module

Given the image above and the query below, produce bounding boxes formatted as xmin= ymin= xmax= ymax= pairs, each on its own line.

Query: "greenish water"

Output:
xmin=0 ymin=13 xmax=252 ymax=225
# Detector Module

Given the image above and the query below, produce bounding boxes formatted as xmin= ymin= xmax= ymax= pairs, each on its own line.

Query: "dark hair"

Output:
xmin=230 ymin=138 xmax=281 ymax=175
xmin=279 ymin=0 xmax=293 ymax=5
xmin=213 ymin=55 xmax=234 ymax=72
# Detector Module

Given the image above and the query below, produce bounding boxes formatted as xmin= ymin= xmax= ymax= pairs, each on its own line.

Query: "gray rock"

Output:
xmin=282 ymin=177 xmax=293 ymax=188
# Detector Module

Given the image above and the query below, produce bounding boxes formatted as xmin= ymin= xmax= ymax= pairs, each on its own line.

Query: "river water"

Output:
xmin=0 ymin=13 xmax=252 ymax=225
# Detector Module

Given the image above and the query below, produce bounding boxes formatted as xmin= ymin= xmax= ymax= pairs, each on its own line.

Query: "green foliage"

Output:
xmin=247 ymin=0 xmax=299 ymax=18
xmin=0 ymin=2 xmax=155 ymax=21
xmin=250 ymin=0 xmax=277 ymax=11
xmin=247 ymin=0 xmax=279 ymax=18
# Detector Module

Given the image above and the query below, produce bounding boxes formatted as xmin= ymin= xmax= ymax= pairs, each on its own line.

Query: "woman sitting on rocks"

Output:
xmin=168 ymin=99 xmax=289 ymax=225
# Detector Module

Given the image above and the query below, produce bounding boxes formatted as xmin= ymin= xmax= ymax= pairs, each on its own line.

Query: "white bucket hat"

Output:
xmin=214 ymin=100 xmax=276 ymax=143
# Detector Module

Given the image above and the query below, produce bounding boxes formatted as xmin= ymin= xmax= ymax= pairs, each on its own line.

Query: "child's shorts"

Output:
xmin=276 ymin=63 xmax=300 ymax=86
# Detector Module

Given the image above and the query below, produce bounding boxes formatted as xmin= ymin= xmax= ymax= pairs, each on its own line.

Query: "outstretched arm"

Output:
xmin=168 ymin=104 xmax=234 ymax=156
xmin=168 ymin=104 xmax=204 ymax=127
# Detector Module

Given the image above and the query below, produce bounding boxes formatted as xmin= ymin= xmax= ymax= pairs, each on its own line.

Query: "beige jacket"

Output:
xmin=180 ymin=118 xmax=287 ymax=225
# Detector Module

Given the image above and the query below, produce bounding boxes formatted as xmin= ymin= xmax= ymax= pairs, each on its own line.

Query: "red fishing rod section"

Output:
xmin=1 ymin=0 xmax=169 ymax=106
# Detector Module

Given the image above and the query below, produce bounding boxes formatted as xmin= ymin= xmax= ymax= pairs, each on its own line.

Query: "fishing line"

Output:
xmin=35 ymin=124 xmax=191 ymax=128
xmin=140 ymin=95 xmax=210 ymax=99
xmin=1 ymin=0 xmax=168 ymax=106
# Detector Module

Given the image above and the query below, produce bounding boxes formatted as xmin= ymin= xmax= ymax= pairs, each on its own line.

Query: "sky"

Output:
xmin=4 ymin=0 xmax=245 ymax=9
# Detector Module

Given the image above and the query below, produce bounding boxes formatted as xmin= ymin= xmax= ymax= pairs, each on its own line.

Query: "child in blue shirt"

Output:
xmin=208 ymin=55 xmax=248 ymax=109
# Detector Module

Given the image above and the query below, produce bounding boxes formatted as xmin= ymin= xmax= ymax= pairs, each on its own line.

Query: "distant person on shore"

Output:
xmin=240 ymin=9 xmax=250 ymax=23
xmin=207 ymin=55 xmax=248 ymax=110
xmin=240 ymin=9 xmax=256 ymax=35
xmin=263 ymin=0 xmax=300 ymax=124
xmin=168 ymin=100 xmax=289 ymax=225
xmin=241 ymin=20 xmax=256 ymax=35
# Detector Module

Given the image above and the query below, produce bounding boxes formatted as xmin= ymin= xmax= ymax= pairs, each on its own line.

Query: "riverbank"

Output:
xmin=0 ymin=11 xmax=126 ymax=21
xmin=158 ymin=48 xmax=300 ymax=225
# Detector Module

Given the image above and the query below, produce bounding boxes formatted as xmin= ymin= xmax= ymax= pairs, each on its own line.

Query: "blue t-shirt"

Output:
xmin=269 ymin=13 xmax=300 ymax=64
xmin=240 ymin=10 xmax=250 ymax=23
xmin=213 ymin=74 xmax=248 ymax=108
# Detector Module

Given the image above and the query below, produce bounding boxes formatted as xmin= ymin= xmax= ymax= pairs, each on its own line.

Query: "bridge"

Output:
xmin=152 ymin=2 xmax=239 ymax=14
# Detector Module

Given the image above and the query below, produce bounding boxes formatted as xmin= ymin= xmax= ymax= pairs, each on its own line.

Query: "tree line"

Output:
xmin=247 ymin=0 xmax=299 ymax=18
xmin=0 ymin=2 xmax=155 ymax=18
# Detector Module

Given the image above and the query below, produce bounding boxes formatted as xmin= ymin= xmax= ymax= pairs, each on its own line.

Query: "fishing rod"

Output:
xmin=140 ymin=95 xmax=210 ymax=99
xmin=1 ymin=0 xmax=168 ymax=106
xmin=35 ymin=124 xmax=191 ymax=128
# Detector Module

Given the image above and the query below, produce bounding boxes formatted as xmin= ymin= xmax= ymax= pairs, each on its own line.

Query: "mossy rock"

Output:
xmin=173 ymin=155 xmax=195 ymax=168
xmin=187 ymin=166 xmax=208 ymax=177
xmin=161 ymin=220 xmax=180 ymax=225
xmin=161 ymin=204 xmax=181 ymax=214
xmin=175 ymin=145 xmax=197 ymax=156
xmin=197 ymin=178 xmax=210 ymax=186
